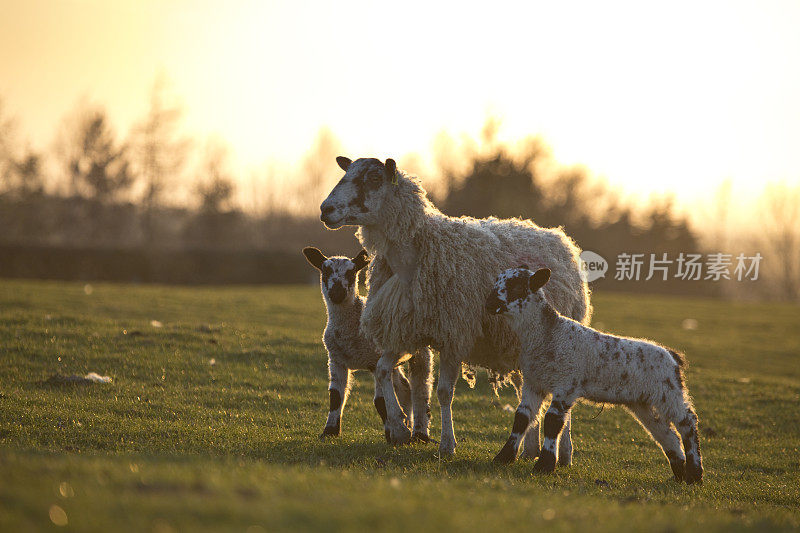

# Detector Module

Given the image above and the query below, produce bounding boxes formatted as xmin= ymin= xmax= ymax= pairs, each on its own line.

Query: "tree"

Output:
xmin=0 ymin=98 xmax=18 ymax=193
xmin=129 ymin=76 xmax=189 ymax=242
xmin=11 ymin=150 xmax=44 ymax=197
xmin=297 ymin=127 xmax=343 ymax=214
xmin=58 ymin=104 xmax=133 ymax=203
xmin=760 ymin=182 xmax=800 ymax=300
xmin=195 ymin=138 xmax=235 ymax=214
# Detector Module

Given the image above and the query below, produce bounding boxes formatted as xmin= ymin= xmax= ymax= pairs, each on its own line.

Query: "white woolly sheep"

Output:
xmin=319 ymin=157 xmax=591 ymax=459
xmin=486 ymin=267 xmax=703 ymax=483
xmin=303 ymin=247 xmax=433 ymax=441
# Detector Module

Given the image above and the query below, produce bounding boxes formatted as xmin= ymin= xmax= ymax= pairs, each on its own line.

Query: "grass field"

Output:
xmin=1 ymin=279 xmax=799 ymax=532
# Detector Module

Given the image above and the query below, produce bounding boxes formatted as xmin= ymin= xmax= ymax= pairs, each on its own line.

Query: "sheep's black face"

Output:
xmin=320 ymin=157 xmax=396 ymax=229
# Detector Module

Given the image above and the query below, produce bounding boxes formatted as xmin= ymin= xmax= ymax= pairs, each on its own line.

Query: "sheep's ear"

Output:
xmin=529 ymin=268 xmax=551 ymax=291
xmin=302 ymin=247 xmax=327 ymax=270
xmin=336 ymin=156 xmax=352 ymax=171
xmin=352 ymin=249 xmax=370 ymax=271
xmin=384 ymin=158 xmax=397 ymax=183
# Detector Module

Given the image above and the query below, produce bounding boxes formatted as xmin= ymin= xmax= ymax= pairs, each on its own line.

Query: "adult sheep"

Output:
xmin=320 ymin=156 xmax=592 ymax=457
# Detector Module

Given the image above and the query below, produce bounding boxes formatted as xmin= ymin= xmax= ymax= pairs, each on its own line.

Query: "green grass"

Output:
xmin=1 ymin=279 xmax=798 ymax=532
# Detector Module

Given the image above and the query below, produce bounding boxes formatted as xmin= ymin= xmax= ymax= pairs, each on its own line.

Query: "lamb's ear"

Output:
xmin=529 ymin=268 xmax=551 ymax=292
xmin=302 ymin=247 xmax=327 ymax=270
xmin=336 ymin=156 xmax=352 ymax=171
xmin=384 ymin=158 xmax=397 ymax=184
xmin=352 ymin=249 xmax=370 ymax=271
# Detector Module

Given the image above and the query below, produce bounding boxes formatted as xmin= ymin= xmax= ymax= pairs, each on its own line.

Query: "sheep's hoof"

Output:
xmin=519 ymin=449 xmax=539 ymax=461
xmin=411 ymin=432 xmax=431 ymax=443
xmin=493 ymin=440 xmax=518 ymax=464
xmin=669 ymin=460 xmax=686 ymax=482
xmin=319 ymin=426 xmax=340 ymax=439
xmin=438 ymin=436 xmax=457 ymax=457
xmin=532 ymin=450 xmax=557 ymax=474
xmin=557 ymin=455 xmax=573 ymax=467
xmin=386 ymin=419 xmax=412 ymax=445
xmin=684 ymin=461 xmax=703 ymax=485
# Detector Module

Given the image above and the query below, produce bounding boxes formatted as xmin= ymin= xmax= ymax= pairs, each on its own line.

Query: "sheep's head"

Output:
xmin=319 ymin=156 xmax=397 ymax=229
xmin=302 ymin=247 xmax=370 ymax=305
xmin=486 ymin=267 xmax=551 ymax=317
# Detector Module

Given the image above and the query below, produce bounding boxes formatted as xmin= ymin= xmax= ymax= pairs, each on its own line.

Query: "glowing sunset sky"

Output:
xmin=1 ymin=0 xmax=799 ymax=201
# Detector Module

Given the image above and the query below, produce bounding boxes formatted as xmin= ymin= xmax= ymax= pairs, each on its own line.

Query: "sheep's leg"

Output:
xmin=494 ymin=383 xmax=544 ymax=464
xmin=320 ymin=362 xmax=351 ymax=438
xmin=670 ymin=399 xmax=703 ymax=484
xmin=392 ymin=366 xmax=413 ymax=423
xmin=437 ymin=356 xmax=461 ymax=456
xmin=520 ymin=397 xmax=572 ymax=463
xmin=376 ymin=350 xmax=412 ymax=445
xmin=628 ymin=403 xmax=686 ymax=482
xmin=372 ymin=374 xmax=389 ymax=441
xmin=557 ymin=411 xmax=573 ymax=466
xmin=409 ymin=348 xmax=433 ymax=442
xmin=533 ymin=394 xmax=574 ymax=474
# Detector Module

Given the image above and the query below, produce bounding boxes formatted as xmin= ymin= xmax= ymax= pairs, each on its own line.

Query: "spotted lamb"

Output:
xmin=486 ymin=267 xmax=703 ymax=484
xmin=303 ymin=247 xmax=433 ymax=441
xmin=320 ymin=157 xmax=591 ymax=459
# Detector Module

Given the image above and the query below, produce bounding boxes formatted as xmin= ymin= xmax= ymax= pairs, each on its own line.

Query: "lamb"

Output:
xmin=486 ymin=266 xmax=704 ymax=483
xmin=319 ymin=156 xmax=591 ymax=459
xmin=302 ymin=246 xmax=433 ymax=441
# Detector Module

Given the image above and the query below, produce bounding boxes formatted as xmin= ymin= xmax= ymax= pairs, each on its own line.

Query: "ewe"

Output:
xmin=303 ymin=247 xmax=433 ymax=441
xmin=486 ymin=267 xmax=703 ymax=483
xmin=320 ymin=157 xmax=590 ymax=458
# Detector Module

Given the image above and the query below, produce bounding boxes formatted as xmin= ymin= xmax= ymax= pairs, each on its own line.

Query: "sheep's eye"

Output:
xmin=367 ymin=170 xmax=382 ymax=182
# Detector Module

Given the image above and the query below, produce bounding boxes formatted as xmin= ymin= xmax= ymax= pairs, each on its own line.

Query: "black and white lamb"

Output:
xmin=320 ymin=156 xmax=590 ymax=460
xmin=486 ymin=266 xmax=703 ymax=484
xmin=303 ymin=247 xmax=433 ymax=441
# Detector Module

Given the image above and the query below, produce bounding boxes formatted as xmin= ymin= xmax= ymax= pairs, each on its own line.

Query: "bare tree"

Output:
xmin=57 ymin=103 xmax=133 ymax=203
xmin=11 ymin=150 xmax=44 ymax=198
xmin=760 ymin=182 xmax=800 ymax=300
xmin=195 ymin=138 xmax=235 ymax=214
xmin=0 ymin=98 xmax=18 ymax=193
xmin=297 ymin=127 xmax=342 ymax=214
xmin=129 ymin=76 xmax=190 ymax=242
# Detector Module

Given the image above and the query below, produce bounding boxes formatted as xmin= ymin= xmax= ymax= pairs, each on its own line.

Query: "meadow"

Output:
xmin=0 ymin=279 xmax=798 ymax=532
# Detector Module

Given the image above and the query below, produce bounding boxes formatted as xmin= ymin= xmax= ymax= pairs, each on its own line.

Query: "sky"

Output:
xmin=1 ymin=0 xmax=799 ymax=207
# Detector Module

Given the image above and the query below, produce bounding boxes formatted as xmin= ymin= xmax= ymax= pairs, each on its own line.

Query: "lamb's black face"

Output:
xmin=302 ymin=247 xmax=370 ymax=306
xmin=319 ymin=157 xmax=396 ymax=229
xmin=487 ymin=267 xmax=552 ymax=317
xmin=320 ymin=258 xmax=358 ymax=305
xmin=486 ymin=268 xmax=533 ymax=316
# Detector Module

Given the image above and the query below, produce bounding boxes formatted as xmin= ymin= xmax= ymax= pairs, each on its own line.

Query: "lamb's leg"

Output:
xmin=670 ymin=399 xmax=703 ymax=484
xmin=437 ymin=355 xmax=461 ymax=456
xmin=521 ymin=398 xmax=572 ymax=463
xmin=494 ymin=382 xmax=544 ymax=464
xmin=557 ymin=412 xmax=573 ymax=466
xmin=392 ymin=366 xmax=412 ymax=423
xmin=409 ymin=347 xmax=433 ymax=442
xmin=533 ymin=394 xmax=574 ymax=474
xmin=376 ymin=350 xmax=412 ymax=444
xmin=320 ymin=362 xmax=351 ymax=438
xmin=372 ymin=374 xmax=389 ymax=441
xmin=628 ymin=403 xmax=686 ymax=482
